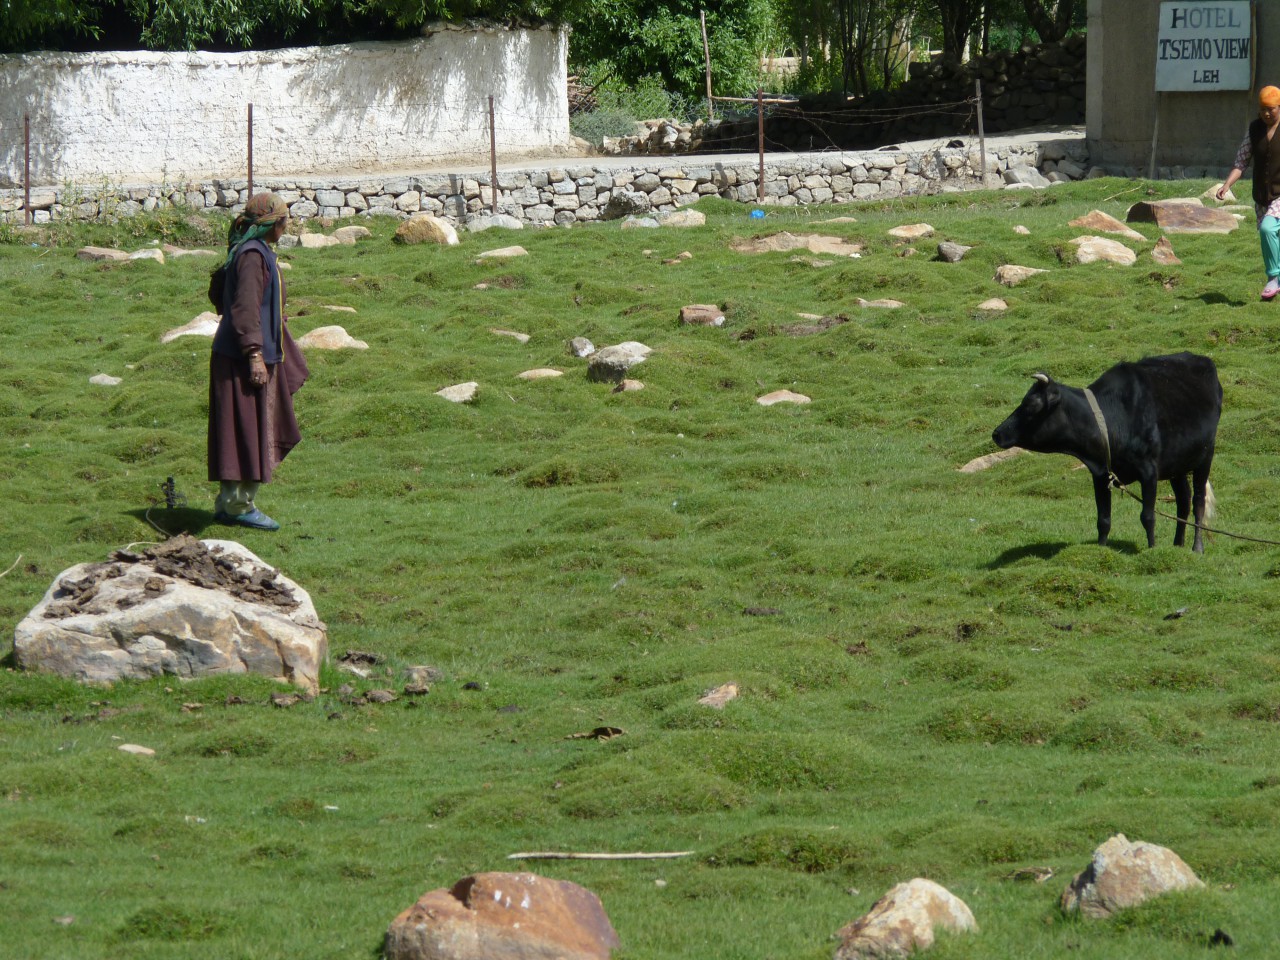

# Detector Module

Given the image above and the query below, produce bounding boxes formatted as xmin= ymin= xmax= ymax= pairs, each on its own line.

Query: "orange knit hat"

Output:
xmin=1260 ymin=86 xmax=1280 ymax=107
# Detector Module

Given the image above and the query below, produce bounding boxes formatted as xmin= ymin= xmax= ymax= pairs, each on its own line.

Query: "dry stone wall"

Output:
xmin=0 ymin=138 xmax=1090 ymax=228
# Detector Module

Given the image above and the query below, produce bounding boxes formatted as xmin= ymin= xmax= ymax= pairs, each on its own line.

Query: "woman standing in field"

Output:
xmin=208 ymin=192 xmax=308 ymax=531
xmin=1218 ymin=85 xmax=1280 ymax=300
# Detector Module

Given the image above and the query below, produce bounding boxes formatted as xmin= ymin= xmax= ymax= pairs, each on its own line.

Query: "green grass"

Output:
xmin=3 ymin=181 xmax=1280 ymax=959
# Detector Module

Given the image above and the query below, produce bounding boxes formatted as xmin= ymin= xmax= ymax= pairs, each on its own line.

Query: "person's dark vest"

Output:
xmin=212 ymin=239 xmax=283 ymax=363
xmin=1249 ymin=119 xmax=1280 ymax=209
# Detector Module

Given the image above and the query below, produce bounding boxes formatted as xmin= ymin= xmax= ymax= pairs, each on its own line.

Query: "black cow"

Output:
xmin=991 ymin=352 xmax=1222 ymax=552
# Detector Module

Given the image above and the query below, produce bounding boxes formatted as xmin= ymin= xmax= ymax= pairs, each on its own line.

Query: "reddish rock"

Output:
xmin=1151 ymin=236 xmax=1182 ymax=265
xmin=1125 ymin=199 xmax=1238 ymax=234
xmin=386 ymin=872 xmax=619 ymax=960
xmin=679 ymin=304 xmax=725 ymax=326
xmin=1068 ymin=210 xmax=1144 ymax=239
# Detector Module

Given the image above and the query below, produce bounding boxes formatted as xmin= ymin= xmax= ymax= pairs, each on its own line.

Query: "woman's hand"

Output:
xmin=249 ymin=353 xmax=268 ymax=387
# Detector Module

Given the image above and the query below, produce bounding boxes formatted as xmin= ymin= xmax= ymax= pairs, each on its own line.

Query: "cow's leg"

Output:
xmin=1191 ymin=464 xmax=1212 ymax=554
xmin=1138 ymin=470 xmax=1159 ymax=548
xmin=1170 ymin=474 xmax=1192 ymax=547
xmin=1093 ymin=473 xmax=1112 ymax=545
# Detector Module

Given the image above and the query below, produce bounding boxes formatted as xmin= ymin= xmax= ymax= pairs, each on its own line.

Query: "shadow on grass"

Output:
xmin=124 ymin=507 xmax=218 ymax=540
xmin=1189 ymin=291 xmax=1246 ymax=308
xmin=986 ymin=538 xmax=1140 ymax=568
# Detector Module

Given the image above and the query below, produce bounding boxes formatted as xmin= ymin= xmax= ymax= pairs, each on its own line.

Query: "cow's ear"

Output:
xmin=1042 ymin=381 xmax=1061 ymax=410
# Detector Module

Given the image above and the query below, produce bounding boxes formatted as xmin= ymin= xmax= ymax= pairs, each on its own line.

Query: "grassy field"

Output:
xmin=4 ymin=180 xmax=1280 ymax=960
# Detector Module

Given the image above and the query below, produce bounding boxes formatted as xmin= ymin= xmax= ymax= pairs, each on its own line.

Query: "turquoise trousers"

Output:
xmin=1261 ymin=215 xmax=1280 ymax=280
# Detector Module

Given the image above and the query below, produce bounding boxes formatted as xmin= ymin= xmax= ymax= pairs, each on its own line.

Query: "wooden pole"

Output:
xmin=489 ymin=95 xmax=499 ymax=215
xmin=247 ymin=102 xmax=254 ymax=200
xmin=24 ymin=112 xmax=31 ymax=226
xmin=974 ymin=79 xmax=988 ymax=188
xmin=700 ymin=10 xmax=714 ymax=122
xmin=757 ymin=89 xmax=765 ymax=202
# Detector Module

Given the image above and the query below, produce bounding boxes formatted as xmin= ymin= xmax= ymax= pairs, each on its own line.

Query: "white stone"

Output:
xmin=332 ymin=225 xmax=371 ymax=244
xmin=161 ymin=312 xmax=221 ymax=343
xmin=659 ymin=209 xmax=706 ymax=227
xmin=128 ymin=248 xmax=164 ymax=263
xmin=467 ymin=214 xmax=524 ymax=232
xmin=887 ymin=223 xmax=934 ymax=240
xmin=757 ymin=389 xmax=810 ymax=406
xmin=296 ymin=325 xmax=368 ymax=350
xmin=299 ymin=233 xmax=341 ymax=249
xmin=976 ymin=298 xmax=1008 ymax=311
xmin=516 ymin=368 xmax=563 ymax=380
xmin=437 ymin=382 xmax=479 ymax=403
xmin=492 ymin=329 xmax=531 ymax=344
xmin=89 ymin=374 xmax=122 ymax=386
xmin=476 ymin=245 xmax=528 ymax=260
xmin=835 ymin=878 xmax=977 ymax=960
xmin=1070 ymin=235 xmax=1136 ymax=266
xmin=118 ymin=744 xmax=155 ymax=756
xmin=995 ymin=264 xmax=1048 ymax=286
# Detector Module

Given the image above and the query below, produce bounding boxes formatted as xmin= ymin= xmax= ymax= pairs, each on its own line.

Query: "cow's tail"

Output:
xmin=1205 ymin=481 xmax=1216 ymax=520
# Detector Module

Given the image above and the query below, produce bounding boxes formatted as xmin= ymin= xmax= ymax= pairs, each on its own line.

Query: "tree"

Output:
xmin=929 ymin=0 xmax=982 ymax=62
xmin=570 ymin=0 xmax=775 ymax=100
xmin=832 ymin=0 xmax=916 ymax=96
xmin=1021 ymin=0 xmax=1076 ymax=43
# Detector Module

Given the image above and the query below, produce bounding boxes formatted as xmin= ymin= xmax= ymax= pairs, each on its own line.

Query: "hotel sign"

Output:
xmin=1155 ymin=2 xmax=1253 ymax=91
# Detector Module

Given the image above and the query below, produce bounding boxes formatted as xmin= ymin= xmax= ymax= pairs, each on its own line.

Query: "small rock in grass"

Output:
xmin=757 ymin=390 xmax=810 ymax=406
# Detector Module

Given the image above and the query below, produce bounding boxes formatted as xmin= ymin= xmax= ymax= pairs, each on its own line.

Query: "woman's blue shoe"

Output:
xmin=213 ymin=508 xmax=281 ymax=531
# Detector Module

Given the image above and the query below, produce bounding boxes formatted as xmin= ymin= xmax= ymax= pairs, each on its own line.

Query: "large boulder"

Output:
xmin=834 ymin=878 xmax=977 ymax=959
xmin=1125 ymin=199 xmax=1239 ymax=234
xmin=13 ymin=536 xmax=327 ymax=692
xmin=396 ymin=215 xmax=460 ymax=246
xmin=1061 ymin=834 xmax=1204 ymax=919
xmin=386 ymin=872 xmax=619 ymax=960
xmin=1070 ymin=236 xmax=1137 ymax=266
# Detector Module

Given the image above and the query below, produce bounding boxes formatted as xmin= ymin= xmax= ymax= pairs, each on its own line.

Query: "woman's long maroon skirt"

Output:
xmin=207 ymin=353 xmax=302 ymax=483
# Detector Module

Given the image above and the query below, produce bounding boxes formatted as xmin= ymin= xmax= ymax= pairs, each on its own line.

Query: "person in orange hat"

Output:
xmin=207 ymin=192 xmax=309 ymax=530
xmin=1219 ymin=86 xmax=1280 ymax=300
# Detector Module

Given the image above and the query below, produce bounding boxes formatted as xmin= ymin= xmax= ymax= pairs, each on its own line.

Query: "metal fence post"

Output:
xmin=24 ymin=113 xmax=31 ymax=226
xmin=247 ymin=102 xmax=254 ymax=200
xmin=757 ymin=89 xmax=765 ymax=202
xmin=489 ymin=95 xmax=498 ymax=215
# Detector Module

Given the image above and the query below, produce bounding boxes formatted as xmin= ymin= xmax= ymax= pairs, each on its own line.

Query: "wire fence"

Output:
xmin=2 ymin=81 xmax=1000 ymax=220
xmin=0 ymin=94 xmax=571 ymax=219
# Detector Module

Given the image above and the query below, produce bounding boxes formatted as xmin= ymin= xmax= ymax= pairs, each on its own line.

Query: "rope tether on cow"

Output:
xmin=1083 ymin=387 xmax=1280 ymax=547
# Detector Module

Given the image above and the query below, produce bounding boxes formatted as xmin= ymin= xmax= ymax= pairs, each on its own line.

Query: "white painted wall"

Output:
xmin=0 ymin=25 xmax=569 ymax=188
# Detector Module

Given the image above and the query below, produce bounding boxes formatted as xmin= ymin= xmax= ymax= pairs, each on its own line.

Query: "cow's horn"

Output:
xmin=1032 ymin=372 xmax=1050 ymax=383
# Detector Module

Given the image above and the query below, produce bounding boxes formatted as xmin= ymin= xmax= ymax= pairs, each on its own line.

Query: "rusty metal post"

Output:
xmin=489 ymin=95 xmax=498 ymax=215
xmin=700 ymin=10 xmax=714 ymax=122
xmin=247 ymin=102 xmax=254 ymax=200
xmin=974 ymin=79 xmax=988 ymax=188
xmin=757 ymin=89 xmax=765 ymax=202
xmin=24 ymin=113 xmax=31 ymax=226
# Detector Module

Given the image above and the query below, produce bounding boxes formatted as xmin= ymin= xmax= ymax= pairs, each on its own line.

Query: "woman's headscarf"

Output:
xmin=224 ymin=192 xmax=289 ymax=267
xmin=1261 ymin=86 xmax=1280 ymax=108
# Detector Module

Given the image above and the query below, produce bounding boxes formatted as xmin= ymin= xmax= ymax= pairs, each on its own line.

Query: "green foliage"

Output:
xmin=571 ymin=67 xmax=701 ymax=146
xmin=6 ymin=180 xmax=1280 ymax=959
xmin=570 ymin=0 xmax=774 ymax=99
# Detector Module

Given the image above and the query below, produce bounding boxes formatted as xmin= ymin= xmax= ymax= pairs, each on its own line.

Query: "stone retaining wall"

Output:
xmin=0 ymin=137 xmax=1090 ymax=228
